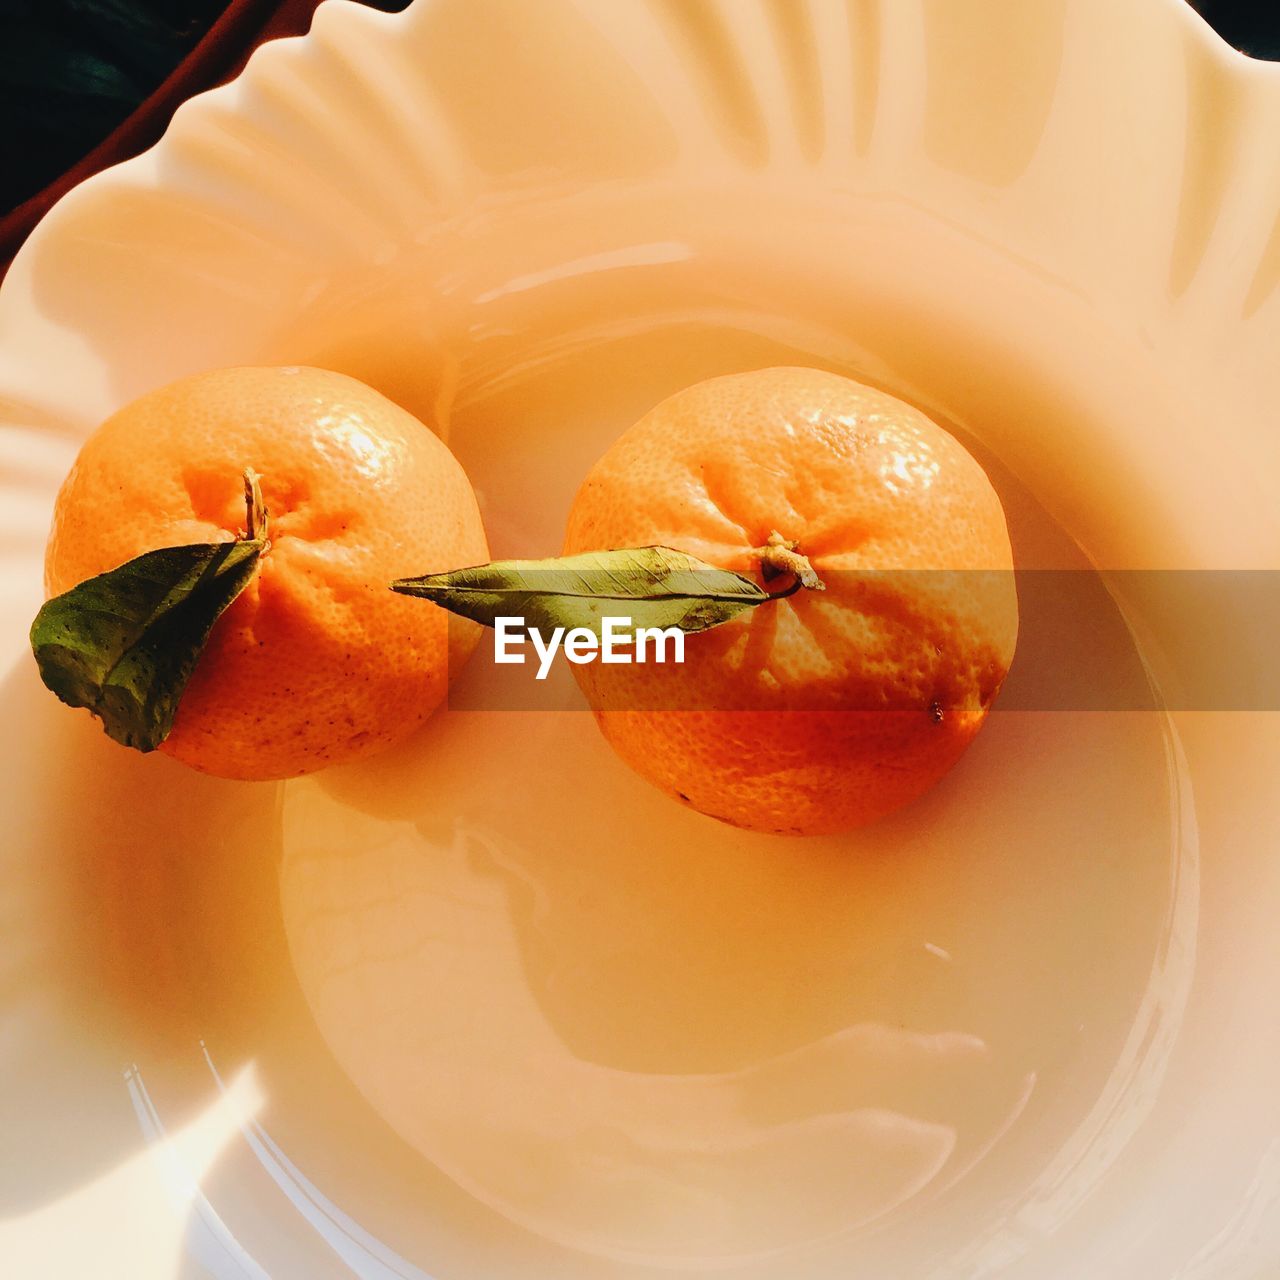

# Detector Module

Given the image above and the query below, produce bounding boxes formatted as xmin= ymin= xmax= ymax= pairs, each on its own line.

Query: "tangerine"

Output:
xmin=563 ymin=366 xmax=1017 ymax=835
xmin=44 ymin=365 xmax=487 ymax=780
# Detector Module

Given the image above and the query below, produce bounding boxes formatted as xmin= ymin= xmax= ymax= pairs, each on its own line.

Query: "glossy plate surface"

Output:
xmin=1 ymin=1 xmax=1278 ymax=1276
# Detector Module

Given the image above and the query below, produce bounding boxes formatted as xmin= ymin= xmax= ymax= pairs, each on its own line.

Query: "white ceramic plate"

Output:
xmin=2 ymin=1 xmax=1279 ymax=1276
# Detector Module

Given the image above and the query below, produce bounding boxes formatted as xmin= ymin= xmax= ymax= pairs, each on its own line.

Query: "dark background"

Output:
xmin=0 ymin=0 xmax=1276 ymax=247
xmin=1191 ymin=0 xmax=1280 ymax=57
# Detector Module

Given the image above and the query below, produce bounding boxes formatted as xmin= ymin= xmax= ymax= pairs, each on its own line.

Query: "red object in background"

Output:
xmin=0 ymin=0 xmax=334 ymax=277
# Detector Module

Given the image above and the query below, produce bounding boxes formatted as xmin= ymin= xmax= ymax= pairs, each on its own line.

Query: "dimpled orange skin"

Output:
xmin=44 ymin=366 xmax=488 ymax=780
xmin=563 ymin=367 xmax=1018 ymax=836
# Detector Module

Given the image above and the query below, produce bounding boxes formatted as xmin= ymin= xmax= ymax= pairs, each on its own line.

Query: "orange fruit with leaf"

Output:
xmin=559 ymin=367 xmax=1018 ymax=835
xmin=35 ymin=365 xmax=487 ymax=780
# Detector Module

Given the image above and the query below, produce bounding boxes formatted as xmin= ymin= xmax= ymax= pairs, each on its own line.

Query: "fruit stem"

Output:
xmin=243 ymin=468 xmax=268 ymax=543
xmin=754 ymin=530 xmax=825 ymax=593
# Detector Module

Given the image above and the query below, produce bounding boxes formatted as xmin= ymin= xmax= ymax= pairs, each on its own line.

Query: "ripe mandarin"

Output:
xmin=44 ymin=365 xmax=487 ymax=780
xmin=563 ymin=366 xmax=1018 ymax=835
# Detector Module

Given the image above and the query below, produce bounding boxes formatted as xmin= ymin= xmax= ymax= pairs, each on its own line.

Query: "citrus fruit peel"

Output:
xmin=37 ymin=364 xmax=489 ymax=780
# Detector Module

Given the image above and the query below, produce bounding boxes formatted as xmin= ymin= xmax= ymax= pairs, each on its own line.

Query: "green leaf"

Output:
xmin=30 ymin=537 xmax=264 ymax=752
xmin=391 ymin=546 xmax=768 ymax=637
